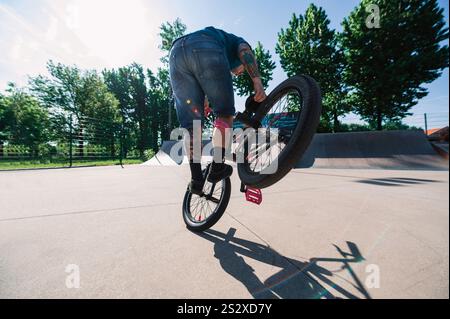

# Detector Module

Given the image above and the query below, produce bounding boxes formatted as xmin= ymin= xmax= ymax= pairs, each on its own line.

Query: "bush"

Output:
xmin=38 ymin=144 xmax=57 ymax=157
xmin=337 ymin=123 xmax=371 ymax=132
xmin=383 ymin=121 xmax=422 ymax=131
xmin=126 ymin=149 xmax=141 ymax=159
xmin=143 ymin=149 xmax=155 ymax=161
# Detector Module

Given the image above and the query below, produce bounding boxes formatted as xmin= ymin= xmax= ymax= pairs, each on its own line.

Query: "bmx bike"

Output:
xmin=183 ymin=75 xmax=322 ymax=232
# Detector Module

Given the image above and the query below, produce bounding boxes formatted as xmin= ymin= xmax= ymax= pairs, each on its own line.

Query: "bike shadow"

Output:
xmin=195 ymin=228 xmax=371 ymax=299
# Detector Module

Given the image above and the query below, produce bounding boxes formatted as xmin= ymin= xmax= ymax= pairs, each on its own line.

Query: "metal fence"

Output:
xmin=68 ymin=115 xmax=122 ymax=166
xmin=341 ymin=112 xmax=449 ymax=135
xmin=405 ymin=112 xmax=449 ymax=136
xmin=0 ymin=115 xmax=128 ymax=170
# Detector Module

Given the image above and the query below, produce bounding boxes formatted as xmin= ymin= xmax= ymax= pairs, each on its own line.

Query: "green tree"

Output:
xmin=30 ymin=61 xmax=120 ymax=156
xmin=233 ymin=41 xmax=276 ymax=97
xmin=81 ymin=73 xmax=121 ymax=157
xmin=103 ymin=67 xmax=137 ymax=157
xmin=148 ymin=68 xmax=179 ymax=143
xmin=158 ymin=18 xmax=187 ymax=138
xmin=147 ymin=69 xmax=162 ymax=151
xmin=105 ymin=63 xmax=160 ymax=157
xmin=341 ymin=0 xmax=449 ymax=130
xmin=29 ymin=61 xmax=84 ymax=117
xmin=1 ymin=83 xmax=50 ymax=156
xmin=129 ymin=63 xmax=151 ymax=158
xmin=159 ymin=18 xmax=187 ymax=65
xmin=0 ymin=91 xmax=14 ymax=157
xmin=276 ymin=4 xmax=350 ymax=132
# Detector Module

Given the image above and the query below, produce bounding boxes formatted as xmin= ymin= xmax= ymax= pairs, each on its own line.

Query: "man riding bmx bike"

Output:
xmin=169 ymin=26 xmax=267 ymax=195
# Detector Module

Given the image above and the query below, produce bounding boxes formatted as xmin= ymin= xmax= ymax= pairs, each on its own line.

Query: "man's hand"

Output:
xmin=253 ymin=78 xmax=267 ymax=102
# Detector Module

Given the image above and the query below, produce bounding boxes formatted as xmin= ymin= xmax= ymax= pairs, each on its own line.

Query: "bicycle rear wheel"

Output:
xmin=237 ymin=75 xmax=322 ymax=189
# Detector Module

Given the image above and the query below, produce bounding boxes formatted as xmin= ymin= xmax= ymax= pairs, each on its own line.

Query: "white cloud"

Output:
xmin=65 ymin=4 xmax=80 ymax=30
xmin=45 ymin=16 xmax=59 ymax=41
xmin=0 ymin=0 xmax=173 ymax=91
xmin=9 ymin=36 xmax=24 ymax=62
xmin=41 ymin=0 xmax=168 ymax=68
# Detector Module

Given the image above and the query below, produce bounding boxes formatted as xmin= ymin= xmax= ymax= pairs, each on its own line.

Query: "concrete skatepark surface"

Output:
xmin=0 ymin=164 xmax=448 ymax=299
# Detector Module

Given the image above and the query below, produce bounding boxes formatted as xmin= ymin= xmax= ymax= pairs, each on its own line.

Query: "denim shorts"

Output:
xmin=169 ymin=34 xmax=235 ymax=129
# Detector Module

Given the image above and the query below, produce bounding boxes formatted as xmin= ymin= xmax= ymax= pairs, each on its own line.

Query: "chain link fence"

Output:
xmin=0 ymin=115 xmax=143 ymax=170
xmin=340 ymin=112 xmax=449 ymax=136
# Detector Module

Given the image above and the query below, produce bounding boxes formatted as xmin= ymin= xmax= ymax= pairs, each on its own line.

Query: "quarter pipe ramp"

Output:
xmin=297 ymin=130 xmax=448 ymax=170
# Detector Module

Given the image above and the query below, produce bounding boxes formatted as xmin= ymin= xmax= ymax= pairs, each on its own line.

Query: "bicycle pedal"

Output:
xmin=245 ymin=187 xmax=263 ymax=205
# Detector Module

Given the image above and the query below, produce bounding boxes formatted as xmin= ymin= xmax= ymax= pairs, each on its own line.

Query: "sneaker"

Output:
xmin=189 ymin=179 xmax=205 ymax=196
xmin=207 ymin=163 xmax=233 ymax=183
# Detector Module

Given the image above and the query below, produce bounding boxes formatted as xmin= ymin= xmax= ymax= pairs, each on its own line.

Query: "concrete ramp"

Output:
xmin=297 ymin=130 xmax=449 ymax=170
xmin=144 ymin=140 xmax=213 ymax=166
xmin=144 ymin=140 xmax=186 ymax=166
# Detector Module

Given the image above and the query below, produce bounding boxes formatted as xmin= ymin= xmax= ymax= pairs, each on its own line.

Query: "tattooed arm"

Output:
xmin=238 ymin=43 xmax=260 ymax=79
xmin=238 ymin=43 xmax=267 ymax=102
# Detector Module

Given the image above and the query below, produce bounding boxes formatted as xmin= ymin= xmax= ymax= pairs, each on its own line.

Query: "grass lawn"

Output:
xmin=0 ymin=159 xmax=143 ymax=170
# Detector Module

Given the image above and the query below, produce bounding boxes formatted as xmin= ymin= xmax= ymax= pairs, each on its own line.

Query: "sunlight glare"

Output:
xmin=65 ymin=0 xmax=153 ymax=67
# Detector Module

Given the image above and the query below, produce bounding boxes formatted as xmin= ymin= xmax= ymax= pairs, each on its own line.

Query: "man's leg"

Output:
xmin=169 ymin=45 xmax=206 ymax=194
xmin=185 ymin=122 xmax=204 ymax=193
xmin=208 ymin=115 xmax=234 ymax=183
xmin=212 ymin=115 xmax=233 ymax=163
xmin=191 ymin=42 xmax=235 ymax=183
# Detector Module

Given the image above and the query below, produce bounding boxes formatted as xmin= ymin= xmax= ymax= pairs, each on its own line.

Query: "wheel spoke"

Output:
xmin=206 ymin=200 xmax=214 ymax=216
xmin=245 ymin=90 xmax=302 ymax=173
xmin=209 ymin=197 xmax=220 ymax=204
xmin=188 ymin=179 xmax=225 ymax=224
xmin=186 ymin=170 xmax=227 ymax=225
xmin=192 ymin=196 xmax=202 ymax=211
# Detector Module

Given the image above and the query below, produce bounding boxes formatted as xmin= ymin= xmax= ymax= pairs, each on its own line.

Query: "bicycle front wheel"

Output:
xmin=182 ymin=177 xmax=231 ymax=232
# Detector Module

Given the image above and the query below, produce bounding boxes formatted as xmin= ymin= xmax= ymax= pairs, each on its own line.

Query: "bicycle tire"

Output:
xmin=237 ymin=75 xmax=322 ymax=189
xmin=182 ymin=177 xmax=231 ymax=232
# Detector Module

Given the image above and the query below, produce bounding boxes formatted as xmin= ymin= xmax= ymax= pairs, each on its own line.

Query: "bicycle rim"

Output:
xmin=185 ymin=179 xmax=226 ymax=224
xmin=243 ymin=87 xmax=304 ymax=174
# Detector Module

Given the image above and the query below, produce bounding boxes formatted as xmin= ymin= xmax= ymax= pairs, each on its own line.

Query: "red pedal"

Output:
xmin=245 ymin=187 xmax=263 ymax=205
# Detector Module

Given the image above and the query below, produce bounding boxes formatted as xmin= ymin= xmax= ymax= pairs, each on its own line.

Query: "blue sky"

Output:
xmin=0 ymin=0 xmax=448 ymax=126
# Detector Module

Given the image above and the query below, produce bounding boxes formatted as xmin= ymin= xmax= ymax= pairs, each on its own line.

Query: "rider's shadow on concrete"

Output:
xmin=196 ymin=228 xmax=371 ymax=299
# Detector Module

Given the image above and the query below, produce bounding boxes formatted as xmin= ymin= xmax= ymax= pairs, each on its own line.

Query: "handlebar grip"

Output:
xmin=245 ymin=95 xmax=262 ymax=114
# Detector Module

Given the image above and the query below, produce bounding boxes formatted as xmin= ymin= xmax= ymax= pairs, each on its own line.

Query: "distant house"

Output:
xmin=427 ymin=127 xmax=449 ymax=142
